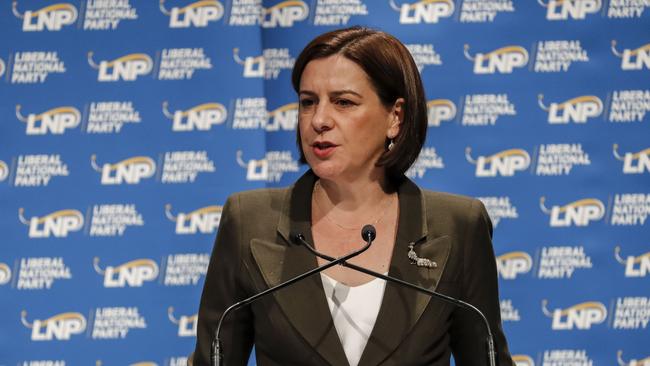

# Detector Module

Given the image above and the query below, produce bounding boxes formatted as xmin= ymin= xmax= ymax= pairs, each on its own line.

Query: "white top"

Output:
xmin=320 ymin=273 xmax=388 ymax=366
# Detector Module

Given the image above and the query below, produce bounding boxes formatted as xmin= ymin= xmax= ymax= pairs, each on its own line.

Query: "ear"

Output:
xmin=387 ymin=98 xmax=404 ymax=139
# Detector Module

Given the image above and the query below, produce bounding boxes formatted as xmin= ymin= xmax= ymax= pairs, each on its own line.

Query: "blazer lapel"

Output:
xmin=358 ymin=178 xmax=452 ymax=366
xmin=251 ymin=171 xmax=350 ymax=366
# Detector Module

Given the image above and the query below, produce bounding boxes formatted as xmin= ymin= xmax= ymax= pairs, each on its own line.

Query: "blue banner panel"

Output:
xmin=0 ymin=1 xmax=648 ymax=365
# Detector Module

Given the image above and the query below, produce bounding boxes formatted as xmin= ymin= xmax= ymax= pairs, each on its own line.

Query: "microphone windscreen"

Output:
xmin=361 ymin=225 xmax=376 ymax=242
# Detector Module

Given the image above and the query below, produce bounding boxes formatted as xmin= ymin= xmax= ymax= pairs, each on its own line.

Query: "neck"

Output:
xmin=315 ymin=169 xmax=392 ymax=212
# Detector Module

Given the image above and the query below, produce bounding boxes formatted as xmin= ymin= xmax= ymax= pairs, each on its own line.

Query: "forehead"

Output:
xmin=299 ymin=54 xmax=373 ymax=91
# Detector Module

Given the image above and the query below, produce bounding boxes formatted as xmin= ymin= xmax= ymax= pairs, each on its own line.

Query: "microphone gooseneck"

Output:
xmin=212 ymin=226 xmax=376 ymax=366
xmin=294 ymin=233 xmax=497 ymax=366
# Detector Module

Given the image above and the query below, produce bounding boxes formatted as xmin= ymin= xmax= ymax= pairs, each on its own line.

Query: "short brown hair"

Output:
xmin=291 ymin=26 xmax=428 ymax=184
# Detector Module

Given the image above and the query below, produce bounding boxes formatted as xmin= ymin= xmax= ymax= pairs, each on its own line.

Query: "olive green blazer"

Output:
xmin=193 ymin=171 xmax=513 ymax=366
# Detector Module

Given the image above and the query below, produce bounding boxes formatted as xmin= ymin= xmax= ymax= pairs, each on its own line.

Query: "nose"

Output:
xmin=311 ymin=102 xmax=333 ymax=133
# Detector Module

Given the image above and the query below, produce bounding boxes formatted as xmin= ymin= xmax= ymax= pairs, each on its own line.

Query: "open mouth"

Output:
xmin=312 ymin=141 xmax=337 ymax=158
xmin=313 ymin=141 xmax=336 ymax=149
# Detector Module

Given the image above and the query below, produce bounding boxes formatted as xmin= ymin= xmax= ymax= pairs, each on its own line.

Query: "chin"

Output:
xmin=307 ymin=161 xmax=343 ymax=181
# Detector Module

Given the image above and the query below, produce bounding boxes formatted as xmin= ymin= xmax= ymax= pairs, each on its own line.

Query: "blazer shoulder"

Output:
xmin=419 ymin=189 xmax=490 ymax=234
xmin=222 ymin=187 xmax=292 ymax=243
xmin=226 ymin=187 xmax=290 ymax=212
xmin=421 ymin=189 xmax=484 ymax=214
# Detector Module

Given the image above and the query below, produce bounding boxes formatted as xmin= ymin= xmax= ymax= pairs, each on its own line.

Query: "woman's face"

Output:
xmin=298 ymin=55 xmax=402 ymax=183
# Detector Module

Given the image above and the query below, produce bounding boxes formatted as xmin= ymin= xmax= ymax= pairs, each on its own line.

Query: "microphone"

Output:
xmin=361 ymin=224 xmax=376 ymax=242
xmin=211 ymin=225 xmax=377 ymax=366
xmin=292 ymin=233 xmax=497 ymax=366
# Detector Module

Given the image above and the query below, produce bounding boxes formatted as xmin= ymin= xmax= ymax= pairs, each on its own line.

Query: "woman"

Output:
xmin=193 ymin=27 xmax=514 ymax=366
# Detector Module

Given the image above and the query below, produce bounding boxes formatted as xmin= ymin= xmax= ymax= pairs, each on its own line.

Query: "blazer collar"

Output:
xmin=251 ymin=171 xmax=451 ymax=366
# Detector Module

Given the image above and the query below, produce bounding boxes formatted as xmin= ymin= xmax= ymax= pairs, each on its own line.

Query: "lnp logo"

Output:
xmin=21 ymin=310 xmax=86 ymax=340
xmin=159 ymin=0 xmax=224 ymax=28
xmin=165 ymin=204 xmax=222 ymax=234
xmin=267 ymin=103 xmax=298 ymax=131
xmin=540 ymin=197 xmax=605 ymax=227
xmin=390 ymin=0 xmax=454 ymax=24
xmin=233 ymin=48 xmax=264 ymax=78
xmin=233 ymin=48 xmax=293 ymax=79
xmin=612 ymin=41 xmax=650 ymax=71
xmin=0 ymin=262 xmax=11 ymax=285
xmin=427 ymin=99 xmax=456 ymax=127
xmin=465 ymin=147 xmax=531 ymax=177
xmin=512 ymin=355 xmax=535 ymax=366
xmin=497 ymin=252 xmax=533 ymax=280
xmin=162 ymin=101 xmax=227 ymax=131
xmin=19 ymin=208 xmax=84 ymax=238
xmin=15 ymin=104 xmax=81 ymax=135
xmin=542 ymin=300 xmax=607 ymax=330
xmin=618 ymin=350 xmax=650 ymax=366
xmin=615 ymin=246 xmax=650 ymax=277
xmin=237 ymin=150 xmax=299 ymax=182
xmin=613 ymin=144 xmax=650 ymax=174
xmin=464 ymin=44 xmax=528 ymax=74
xmin=91 ymin=155 xmax=156 ymax=185
xmin=537 ymin=94 xmax=603 ymax=124
xmin=12 ymin=1 xmax=77 ymax=31
xmin=237 ymin=150 xmax=268 ymax=181
xmin=88 ymin=52 xmax=153 ymax=82
xmin=262 ymin=1 xmax=309 ymax=28
xmin=0 ymin=160 xmax=8 ymax=182
xmin=167 ymin=307 xmax=197 ymax=337
xmin=538 ymin=0 xmax=601 ymax=20
xmin=94 ymin=257 xmax=159 ymax=287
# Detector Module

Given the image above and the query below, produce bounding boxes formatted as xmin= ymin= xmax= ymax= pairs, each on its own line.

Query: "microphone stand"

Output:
xmin=211 ymin=226 xmax=377 ymax=366
xmin=293 ymin=233 xmax=497 ymax=366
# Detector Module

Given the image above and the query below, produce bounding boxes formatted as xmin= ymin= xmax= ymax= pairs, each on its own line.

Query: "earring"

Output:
xmin=388 ymin=139 xmax=395 ymax=151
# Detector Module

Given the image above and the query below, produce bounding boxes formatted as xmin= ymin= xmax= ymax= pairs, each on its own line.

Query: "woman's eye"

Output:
xmin=335 ymin=99 xmax=354 ymax=107
xmin=300 ymin=99 xmax=314 ymax=108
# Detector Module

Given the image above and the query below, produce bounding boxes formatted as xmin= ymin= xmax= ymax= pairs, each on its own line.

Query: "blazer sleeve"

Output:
xmin=193 ymin=194 xmax=254 ymax=366
xmin=450 ymin=199 xmax=514 ymax=366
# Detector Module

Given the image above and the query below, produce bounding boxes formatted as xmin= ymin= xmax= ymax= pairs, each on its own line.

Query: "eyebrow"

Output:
xmin=299 ymin=89 xmax=363 ymax=98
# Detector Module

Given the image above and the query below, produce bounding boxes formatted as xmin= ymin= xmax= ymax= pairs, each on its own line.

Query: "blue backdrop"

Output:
xmin=1 ymin=1 xmax=649 ymax=365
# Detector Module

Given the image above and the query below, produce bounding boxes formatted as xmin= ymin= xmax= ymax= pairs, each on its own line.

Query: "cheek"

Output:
xmin=298 ymin=120 xmax=310 ymax=143
xmin=298 ymin=111 xmax=312 ymax=129
xmin=298 ymin=122 xmax=315 ymax=158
